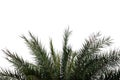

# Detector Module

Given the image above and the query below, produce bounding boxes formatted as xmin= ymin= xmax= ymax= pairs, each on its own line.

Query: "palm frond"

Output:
xmin=2 ymin=49 xmax=42 ymax=79
xmin=73 ymin=32 xmax=113 ymax=80
xmin=21 ymin=32 xmax=54 ymax=79
xmin=0 ymin=69 xmax=24 ymax=80
xmin=60 ymin=28 xmax=72 ymax=80
xmin=2 ymin=49 xmax=26 ymax=69
xmin=21 ymin=32 xmax=49 ymax=65
xmin=83 ymin=50 xmax=120 ymax=80
xmin=50 ymin=39 xmax=57 ymax=64
xmin=49 ymin=39 xmax=61 ymax=80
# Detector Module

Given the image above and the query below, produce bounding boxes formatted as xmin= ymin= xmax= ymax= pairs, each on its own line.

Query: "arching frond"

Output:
xmin=21 ymin=32 xmax=53 ymax=79
xmin=73 ymin=32 xmax=113 ymax=80
xmin=2 ymin=49 xmax=42 ymax=79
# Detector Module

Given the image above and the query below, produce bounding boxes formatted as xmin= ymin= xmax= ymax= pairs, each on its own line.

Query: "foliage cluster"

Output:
xmin=0 ymin=28 xmax=120 ymax=80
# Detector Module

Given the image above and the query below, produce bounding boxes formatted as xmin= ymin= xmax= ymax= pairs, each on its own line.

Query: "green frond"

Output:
xmin=49 ymin=39 xmax=61 ymax=80
xmin=66 ymin=51 xmax=77 ymax=80
xmin=0 ymin=69 xmax=24 ymax=80
xmin=21 ymin=32 xmax=54 ymax=79
xmin=2 ymin=49 xmax=25 ymax=69
xmin=2 ymin=49 xmax=42 ymax=79
xmin=61 ymin=28 xmax=72 ymax=80
xmin=50 ymin=39 xmax=56 ymax=64
xmin=21 ymin=32 xmax=49 ymax=65
xmin=73 ymin=32 xmax=113 ymax=80
xmin=83 ymin=50 xmax=120 ymax=80
xmin=80 ymin=32 xmax=112 ymax=58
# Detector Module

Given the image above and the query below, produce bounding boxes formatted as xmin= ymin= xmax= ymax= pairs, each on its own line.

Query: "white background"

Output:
xmin=0 ymin=0 xmax=120 ymax=69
